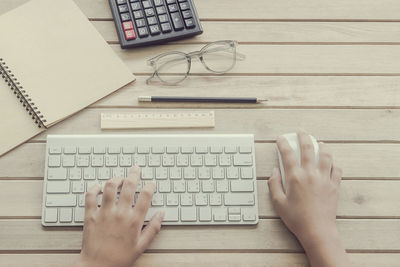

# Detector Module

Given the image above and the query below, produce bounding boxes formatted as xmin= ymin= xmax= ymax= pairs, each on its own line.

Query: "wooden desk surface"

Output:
xmin=1 ymin=0 xmax=400 ymax=266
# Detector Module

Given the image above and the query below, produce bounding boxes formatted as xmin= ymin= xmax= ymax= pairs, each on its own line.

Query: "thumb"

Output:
xmin=268 ymin=168 xmax=286 ymax=211
xmin=137 ymin=211 xmax=164 ymax=253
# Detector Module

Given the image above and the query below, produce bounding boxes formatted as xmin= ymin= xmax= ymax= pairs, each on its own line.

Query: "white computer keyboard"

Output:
xmin=42 ymin=134 xmax=258 ymax=226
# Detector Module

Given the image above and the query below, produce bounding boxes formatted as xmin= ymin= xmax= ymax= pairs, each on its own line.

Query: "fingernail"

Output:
xmin=157 ymin=211 xmax=165 ymax=221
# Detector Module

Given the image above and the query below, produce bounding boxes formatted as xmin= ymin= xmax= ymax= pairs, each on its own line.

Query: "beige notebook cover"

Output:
xmin=0 ymin=0 xmax=135 ymax=156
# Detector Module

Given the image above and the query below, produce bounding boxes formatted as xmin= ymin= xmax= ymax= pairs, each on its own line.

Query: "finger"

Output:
xmin=268 ymin=168 xmax=287 ymax=211
xmin=318 ymin=142 xmax=333 ymax=178
xmin=276 ymin=135 xmax=299 ymax=174
xmin=119 ymin=166 xmax=140 ymax=208
xmin=137 ymin=211 xmax=164 ymax=253
xmin=85 ymin=183 xmax=101 ymax=218
xmin=133 ymin=181 xmax=156 ymax=223
xmin=297 ymin=130 xmax=315 ymax=169
xmin=101 ymin=177 xmax=123 ymax=209
xmin=331 ymin=164 xmax=343 ymax=187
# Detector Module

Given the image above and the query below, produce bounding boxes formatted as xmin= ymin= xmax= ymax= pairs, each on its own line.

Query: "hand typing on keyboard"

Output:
xmin=73 ymin=166 xmax=164 ymax=267
xmin=268 ymin=130 xmax=351 ymax=267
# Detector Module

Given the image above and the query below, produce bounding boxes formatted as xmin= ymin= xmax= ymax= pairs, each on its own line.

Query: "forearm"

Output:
xmin=298 ymin=227 xmax=352 ymax=267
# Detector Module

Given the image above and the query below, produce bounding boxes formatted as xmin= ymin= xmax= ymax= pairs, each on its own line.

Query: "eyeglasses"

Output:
xmin=146 ymin=40 xmax=245 ymax=85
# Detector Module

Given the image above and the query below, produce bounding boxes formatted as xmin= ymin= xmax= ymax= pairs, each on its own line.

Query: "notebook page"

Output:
xmin=0 ymin=0 xmax=135 ymax=126
xmin=0 ymin=81 xmax=44 ymax=156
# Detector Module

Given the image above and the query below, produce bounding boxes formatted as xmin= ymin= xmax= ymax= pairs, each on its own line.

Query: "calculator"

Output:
xmin=109 ymin=0 xmax=203 ymax=48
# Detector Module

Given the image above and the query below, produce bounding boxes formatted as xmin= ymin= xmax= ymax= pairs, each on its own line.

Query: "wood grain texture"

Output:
xmin=1 ymin=180 xmax=400 ymax=218
xmin=1 ymin=219 xmax=400 ymax=251
xmin=92 ymin=76 xmax=400 ymax=108
xmin=92 ymin=21 xmax=400 ymax=44
xmin=1 ymin=253 xmax=400 ymax=267
xmin=1 ymin=143 xmax=400 ymax=179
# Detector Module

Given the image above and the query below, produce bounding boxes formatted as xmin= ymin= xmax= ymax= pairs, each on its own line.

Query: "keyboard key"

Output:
xmin=72 ymin=181 xmax=85 ymax=193
xmin=124 ymin=29 xmax=136 ymax=40
xmin=93 ymin=147 xmax=106 ymax=154
xmin=48 ymin=155 xmax=61 ymax=167
xmin=76 ymin=155 xmax=90 ymax=167
xmin=201 ymin=180 xmax=214 ymax=192
xmin=149 ymin=155 xmax=161 ymax=166
xmin=158 ymin=180 xmax=171 ymax=192
xmin=145 ymin=207 xmax=179 ymax=222
xmin=239 ymin=146 xmax=252 ymax=153
xmin=212 ymin=207 xmax=227 ymax=222
xmin=181 ymin=146 xmax=193 ymax=154
xmin=145 ymin=8 xmax=155 ymax=17
xmin=60 ymin=208 xmax=73 ymax=222
xmin=149 ymin=24 xmax=161 ymax=35
xmin=230 ymin=181 xmax=254 ymax=192
xmin=179 ymin=2 xmax=190 ymax=10
xmin=228 ymin=214 xmax=241 ymax=222
xmin=181 ymin=10 xmax=192 ymax=19
xmin=91 ymin=155 xmax=104 ymax=167
xmin=228 ymin=207 xmax=241 ymax=214
xmin=69 ymin=168 xmax=82 ymax=180
xmin=242 ymin=208 xmax=257 ymax=221
xmin=78 ymin=194 xmax=85 ymax=207
xmin=195 ymin=193 xmax=208 ymax=205
xmin=204 ymin=155 xmax=217 ymax=166
xmin=64 ymin=146 xmax=76 ymax=154
xmin=225 ymin=146 xmax=237 ymax=154
xmin=98 ymin=168 xmax=111 ymax=180
xmin=47 ymin=168 xmax=67 ymax=180
xmin=224 ymin=193 xmax=255 ymax=206
xmin=137 ymin=146 xmax=150 ymax=154
xmin=155 ymin=167 xmax=168 ymax=179
xmin=195 ymin=146 xmax=208 ymax=154
xmin=133 ymin=154 xmax=146 ymax=166
xmin=142 ymin=0 xmax=151 ymax=8
xmin=141 ymin=168 xmax=154 ymax=179
xmin=120 ymin=13 xmax=131 ymax=21
xmin=184 ymin=18 xmax=195 ymax=28
xmin=46 ymin=195 xmax=76 ymax=207
xmin=83 ymin=169 xmax=96 ymax=180
xmin=44 ymin=208 xmax=58 ymax=223
xmin=158 ymin=14 xmax=169 ymax=23
xmin=122 ymin=21 xmax=133 ymax=31
xmin=162 ymin=154 xmax=175 ymax=166
xmin=135 ymin=18 xmax=146 ymax=27
xmin=108 ymin=146 xmax=121 ymax=154
xmin=177 ymin=155 xmax=189 ymax=166
xmin=169 ymin=167 xmax=181 ymax=179
xmin=170 ymin=12 xmax=184 ymax=30
xmin=209 ymin=193 xmax=222 ymax=206
xmin=119 ymin=155 xmax=132 ymax=167
xmin=241 ymin=167 xmax=253 ymax=179
xmin=180 ymin=193 xmax=193 ymax=205
xmin=233 ymin=155 xmax=253 ymax=166
xmin=130 ymin=2 xmax=141 ymax=10
xmin=167 ymin=146 xmax=179 ymax=154
xmin=219 ymin=155 xmax=231 ymax=166
xmin=154 ymin=0 xmax=164 ymax=6
xmin=183 ymin=167 xmax=196 ymax=179
xmin=118 ymin=4 xmax=129 ymax=12
xmin=105 ymin=155 xmax=118 ymax=167
xmin=133 ymin=10 xmax=144 ymax=19
xmin=199 ymin=207 xmax=212 ymax=221
xmin=226 ymin=167 xmax=239 ymax=179
xmin=161 ymin=22 xmax=172 ymax=33
xmin=47 ymin=181 xmax=70 ymax=193
xmin=216 ymin=180 xmax=229 ymax=192
xmin=74 ymin=207 xmax=85 ymax=222
xmin=49 ymin=147 xmax=61 ymax=154
xmin=187 ymin=180 xmax=200 ymax=193
xmin=166 ymin=194 xmax=179 ymax=206
xmin=198 ymin=167 xmax=211 ymax=179
xmin=113 ymin=168 xmax=126 ymax=178
xmin=181 ymin=207 xmax=196 ymax=221
xmin=152 ymin=193 xmax=164 ymax=206
xmin=152 ymin=146 xmax=165 ymax=154
xmin=173 ymin=180 xmax=185 ymax=192
xmin=156 ymin=5 xmax=167 ymax=14
xmin=190 ymin=155 xmax=202 ymax=166
xmin=212 ymin=167 xmax=224 ymax=179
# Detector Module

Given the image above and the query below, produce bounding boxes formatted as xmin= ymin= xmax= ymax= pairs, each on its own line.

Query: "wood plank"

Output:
xmin=2 ymin=0 xmax=400 ymax=20
xmin=2 ymin=180 xmax=400 ymax=218
xmin=1 ymin=253 xmax=399 ymax=267
xmin=0 ymin=219 xmax=399 ymax=251
xmin=29 ymin=109 xmax=400 ymax=142
xmin=92 ymin=21 xmax=400 ymax=44
xmin=1 ymin=143 xmax=400 ymax=179
xmin=92 ymin=76 xmax=400 ymax=108
xmin=112 ymin=44 xmax=400 ymax=75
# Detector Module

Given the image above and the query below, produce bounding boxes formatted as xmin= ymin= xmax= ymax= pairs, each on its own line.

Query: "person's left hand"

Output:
xmin=74 ymin=166 xmax=164 ymax=267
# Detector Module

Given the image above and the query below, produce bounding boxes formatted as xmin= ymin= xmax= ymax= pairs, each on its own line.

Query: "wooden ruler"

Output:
xmin=101 ymin=111 xmax=215 ymax=129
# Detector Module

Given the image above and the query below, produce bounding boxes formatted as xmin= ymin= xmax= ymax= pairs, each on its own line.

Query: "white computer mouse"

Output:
xmin=277 ymin=133 xmax=319 ymax=191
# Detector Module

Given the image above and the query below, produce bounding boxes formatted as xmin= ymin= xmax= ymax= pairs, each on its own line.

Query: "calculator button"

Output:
xmin=118 ymin=4 xmax=129 ymax=12
xmin=184 ymin=18 xmax=195 ymax=28
xmin=168 ymin=4 xmax=178 ymax=12
xmin=149 ymin=25 xmax=161 ymax=35
xmin=138 ymin=27 xmax=149 ymax=37
xmin=124 ymin=29 xmax=136 ymax=40
xmin=179 ymin=2 xmax=190 ymax=10
xmin=145 ymin=8 xmax=155 ymax=17
xmin=142 ymin=0 xmax=151 ymax=8
xmin=133 ymin=10 xmax=144 ymax=19
xmin=122 ymin=21 xmax=134 ymax=30
xmin=154 ymin=0 xmax=164 ymax=6
xmin=116 ymin=0 xmax=127 ymax=4
xmin=136 ymin=18 xmax=146 ymax=27
xmin=170 ymin=12 xmax=184 ymax=30
xmin=156 ymin=6 xmax=167 ymax=14
xmin=158 ymin=14 xmax=169 ymax=23
xmin=182 ymin=10 xmax=192 ymax=19
xmin=166 ymin=0 xmax=176 ymax=3
xmin=161 ymin=22 xmax=172 ymax=33
xmin=130 ymin=2 xmax=141 ymax=10
xmin=120 ymin=13 xmax=131 ymax=21
xmin=147 ymin=16 xmax=158 ymax=25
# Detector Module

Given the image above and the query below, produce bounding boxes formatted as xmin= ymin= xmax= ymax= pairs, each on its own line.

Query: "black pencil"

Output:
xmin=138 ymin=96 xmax=267 ymax=104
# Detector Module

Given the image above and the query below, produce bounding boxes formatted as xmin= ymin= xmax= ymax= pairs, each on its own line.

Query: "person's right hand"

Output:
xmin=74 ymin=166 xmax=164 ymax=267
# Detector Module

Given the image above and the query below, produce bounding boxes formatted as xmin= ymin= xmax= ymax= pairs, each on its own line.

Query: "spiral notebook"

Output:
xmin=0 ymin=0 xmax=135 ymax=156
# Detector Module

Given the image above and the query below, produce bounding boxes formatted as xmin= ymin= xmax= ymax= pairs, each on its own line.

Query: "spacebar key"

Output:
xmin=224 ymin=193 xmax=255 ymax=206
xmin=46 ymin=195 xmax=76 ymax=207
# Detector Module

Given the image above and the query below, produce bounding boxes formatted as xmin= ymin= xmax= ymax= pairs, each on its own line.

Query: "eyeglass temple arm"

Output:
xmin=146 ymin=72 xmax=156 ymax=84
xmin=201 ymin=46 xmax=246 ymax=61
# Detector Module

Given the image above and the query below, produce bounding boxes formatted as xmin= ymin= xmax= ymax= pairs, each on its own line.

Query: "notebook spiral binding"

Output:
xmin=0 ymin=58 xmax=46 ymax=128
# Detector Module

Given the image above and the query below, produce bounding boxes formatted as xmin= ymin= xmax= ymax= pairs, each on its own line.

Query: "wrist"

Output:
xmin=296 ymin=224 xmax=341 ymax=251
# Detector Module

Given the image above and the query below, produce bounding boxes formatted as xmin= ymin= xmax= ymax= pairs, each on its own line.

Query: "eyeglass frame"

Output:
xmin=146 ymin=40 xmax=246 ymax=85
